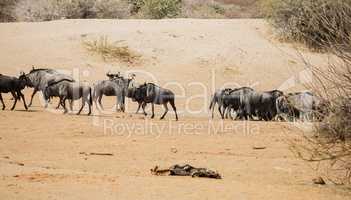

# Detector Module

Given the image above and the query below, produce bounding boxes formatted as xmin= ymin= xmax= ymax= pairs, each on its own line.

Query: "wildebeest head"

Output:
xmin=276 ymin=95 xmax=290 ymax=114
xmin=270 ymin=90 xmax=284 ymax=99
xmin=18 ymin=72 xmax=30 ymax=89
xmin=106 ymin=71 xmax=121 ymax=80
xmin=222 ymin=88 xmax=233 ymax=96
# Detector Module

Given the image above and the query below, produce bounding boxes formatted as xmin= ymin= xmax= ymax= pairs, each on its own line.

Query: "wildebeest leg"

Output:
xmin=77 ymin=100 xmax=85 ymax=115
xmin=55 ymin=100 xmax=61 ymax=109
xmin=151 ymin=103 xmax=155 ymax=119
xmin=170 ymin=99 xmax=178 ymax=121
xmin=135 ymin=102 xmax=142 ymax=114
xmin=0 ymin=93 xmax=5 ymax=110
xmin=98 ymin=95 xmax=104 ymax=110
xmin=62 ymin=98 xmax=68 ymax=114
xmin=229 ymin=108 xmax=235 ymax=120
xmin=28 ymin=89 xmax=38 ymax=107
xmin=225 ymin=106 xmax=231 ymax=119
xmin=10 ymin=91 xmax=18 ymax=110
xmin=18 ymin=91 xmax=28 ymax=110
xmin=142 ymin=102 xmax=147 ymax=116
xmin=87 ymin=99 xmax=91 ymax=115
xmin=69 ymin=100 xmax=73 ymax=111
xmin=160 ymin=103 xmax=168 ymax=120
xmin=219 ymin=106 xmax=224 ymax=119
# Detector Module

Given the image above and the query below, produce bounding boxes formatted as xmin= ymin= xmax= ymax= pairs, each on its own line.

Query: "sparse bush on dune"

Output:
xmin=13 ymin=0 xmax=132 ymax=21
xmin=181 ymin=0 xmax=226 ymax=19
xmin=261 ymin=0 xmax=351 ymax=50
xmin=0 ymin=0 xmax=261 ymax=21
xmin=82 ymin=36 xmax=141 ymax=64
xmin=14 ymin=0 xmax=64 ymax=22
xmin=0 ymin=0 xmax=18 ymax=22
xmin=262 ymin=0 xmax=351 ymax=184
xmin=94 ymin=0 xmax=132 ymax=19
xmin=139 ymin=0 xmax=182 ymax=19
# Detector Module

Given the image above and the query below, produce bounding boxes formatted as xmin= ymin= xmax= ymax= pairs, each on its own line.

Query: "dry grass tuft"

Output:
xmin=82 ymin=36 xmax=141 ymax=64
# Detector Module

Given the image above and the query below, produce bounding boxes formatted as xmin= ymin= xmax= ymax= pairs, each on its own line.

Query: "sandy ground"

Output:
xmin=0 ymin=19 xmax=350 ymax=199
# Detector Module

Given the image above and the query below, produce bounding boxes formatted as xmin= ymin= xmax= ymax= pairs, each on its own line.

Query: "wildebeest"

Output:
xmin=217 ymin=88 xmax=283 ymax=121
xmin=25 ymin=67 xmax=74 ymax=107
xmin=275 ymin=95 xmax=300 ymax=121
xmin=43 ymin=80 xmax=92 ymax=115
xmin=283 ymin=91 xmax=325 ymax=121
xmin=209 ymin=88 xmax=233 ymax=119
xmin=0 ymin=72 xmax=28 ymax=110
xmin=133 ymin=83 xmax=178 ymax=120
xmin=126 ymin=82 xmax=148 ymax=115
xmin=222 ymin=87 xmax=256 ymax=120
xmin=254 ymin=90 xmax=284 ymax=121
xmin=93 ymin=74 xmax=135 ymax=112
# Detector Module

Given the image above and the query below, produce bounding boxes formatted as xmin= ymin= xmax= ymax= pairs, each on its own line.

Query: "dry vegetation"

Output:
xmin=82 ymin=36 xmax=141 ymax=64
xmin=0 ymin=0 xmax=260 ymax=22
xmin=263 ymin=0 xmax=351 ymax=184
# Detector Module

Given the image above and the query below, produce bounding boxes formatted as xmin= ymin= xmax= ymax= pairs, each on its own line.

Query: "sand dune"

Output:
xmin=0 ymin=19 xmax=349 ymax=200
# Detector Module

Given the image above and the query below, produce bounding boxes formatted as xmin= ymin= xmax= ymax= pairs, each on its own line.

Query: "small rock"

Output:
xmin=313 ymin=177 xmax=326 ymax=185
xmin=252 ymin=146 xmax=266 ymax=150
xmin=170 ymin=147 xmax=178 ymax=153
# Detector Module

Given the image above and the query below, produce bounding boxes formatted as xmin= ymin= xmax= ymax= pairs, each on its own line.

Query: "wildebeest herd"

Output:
xmin=209 ymin=87 xmax=328 ymax=122
xmin=0 ymin=68 xmax=178 ymax=120
xmin=0 ymin=68 xmax=327 ymax=122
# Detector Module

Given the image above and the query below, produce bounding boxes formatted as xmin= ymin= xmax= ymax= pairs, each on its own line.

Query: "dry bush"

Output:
xmin=180 ymin=0 xmax=260 ymax=18
xmin=59 ymin=0 xmax=96 ymax=19
xmin=82 ymin=36 xmax=141 ymax=64
xmin=94 ymin=0 xmax=132 ymax=19
xmin=14 ymin=0 xmax=64 ymax=21
xmin=293 ymin=54 xmax=351 ymax=184
xmin=265 ymin=0 xmax=351 ymax=184
xmin=13 ymin=0 xmax=131 ymax=21
xmin=139 ymin=0 xmax=182 ymax=19
xmin=0 ymin=0 xmax=18 ymax=22
xmin=261 ymin=0 xmax=351 ymax=50
xmin=181 ymin=0 xmax=226 ymax=18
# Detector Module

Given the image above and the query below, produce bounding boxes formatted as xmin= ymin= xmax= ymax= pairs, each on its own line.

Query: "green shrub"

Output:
xmin=261 ymin=0 xmax=351 ymax=50
xmin=141 ymin=0 xmax=182 ymax=19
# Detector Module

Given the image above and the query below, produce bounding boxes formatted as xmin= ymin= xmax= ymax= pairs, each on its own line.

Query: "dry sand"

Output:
xmin=0 ymin=19 xmax=349 ymax=199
